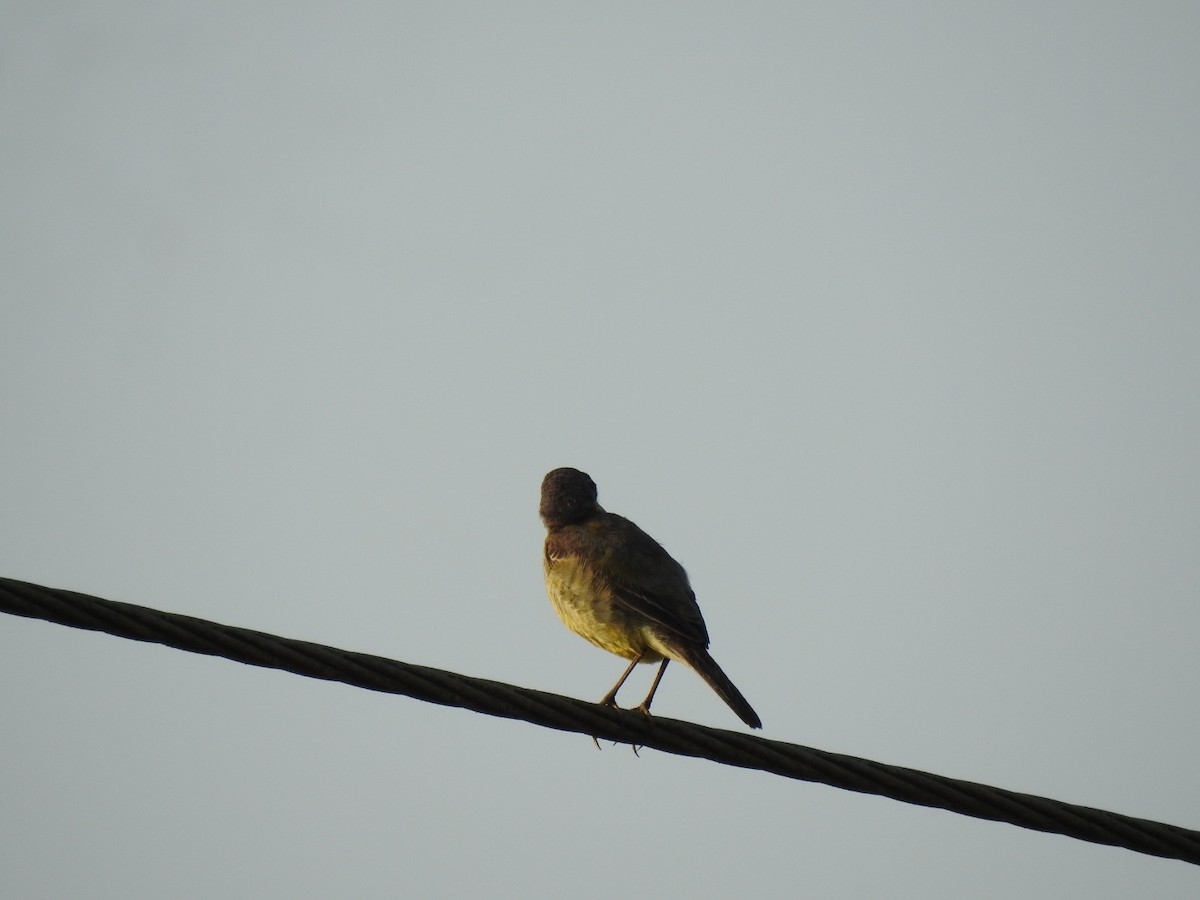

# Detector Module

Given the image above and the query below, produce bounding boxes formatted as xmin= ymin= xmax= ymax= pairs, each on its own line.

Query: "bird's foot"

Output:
xmin=589 ymin=696 xmax=646 ymax=755
xmin=591 ymin=695 xmax=623 ymax=750
xmin=626 ymin=703 xmax=657 ymax=755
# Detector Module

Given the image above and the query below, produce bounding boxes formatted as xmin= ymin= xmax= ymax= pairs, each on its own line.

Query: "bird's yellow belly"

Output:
xmin=544 ymin=558 xmax=663 ymax=662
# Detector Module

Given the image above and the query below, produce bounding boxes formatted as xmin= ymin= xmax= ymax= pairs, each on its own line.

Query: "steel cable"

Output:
xmin=2 ymin=576 xmax=1197 ymax=866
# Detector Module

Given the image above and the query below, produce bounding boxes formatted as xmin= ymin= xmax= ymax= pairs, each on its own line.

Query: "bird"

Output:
xmin=539 ymin=467 xmax=761 ymax=729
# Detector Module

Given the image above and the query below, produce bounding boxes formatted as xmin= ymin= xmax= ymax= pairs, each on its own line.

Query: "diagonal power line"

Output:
xmin=2 ymin=576 xmax=1198 ymax=866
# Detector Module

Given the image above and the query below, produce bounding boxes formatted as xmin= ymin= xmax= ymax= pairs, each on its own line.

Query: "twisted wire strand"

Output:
xmin=2 ymin=576 xmax=1197 ymax=866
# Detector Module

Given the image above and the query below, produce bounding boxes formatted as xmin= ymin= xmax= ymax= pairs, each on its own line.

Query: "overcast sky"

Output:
xmin=2 ymin=4 xmax=1198 ymax=897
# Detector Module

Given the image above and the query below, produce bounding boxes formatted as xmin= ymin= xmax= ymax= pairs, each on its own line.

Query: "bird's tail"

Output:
xmin=675 ymin=644 xmax=762 ymax=729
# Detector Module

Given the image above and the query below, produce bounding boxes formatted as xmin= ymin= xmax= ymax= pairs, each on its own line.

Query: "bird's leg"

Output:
xmin=635 ymin=659 xmax=670 ymax=716
xmin=623 ymin=659 xmax=671 ymax=757
xmin=592 ymin=653 xmax=643 ymax=751
xmin=598 ymin=653 xmax=642 ymax=708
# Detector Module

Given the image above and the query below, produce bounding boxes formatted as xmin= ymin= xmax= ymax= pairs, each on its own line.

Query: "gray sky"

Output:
xmin=2 ymin=4 xmax=1198 ymax=897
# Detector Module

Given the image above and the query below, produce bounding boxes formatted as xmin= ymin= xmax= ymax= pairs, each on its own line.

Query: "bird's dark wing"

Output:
xmin=598 ymin=514 xmax=711 ymax=647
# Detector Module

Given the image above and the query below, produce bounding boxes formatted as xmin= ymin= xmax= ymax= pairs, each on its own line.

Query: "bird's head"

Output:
xmin=540 ymin=467 xmax=601 ymax=528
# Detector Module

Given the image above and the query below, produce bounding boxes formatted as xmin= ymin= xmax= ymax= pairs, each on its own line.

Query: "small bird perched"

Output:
xmin=539 ymin=467 xmax=761 ymax=729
